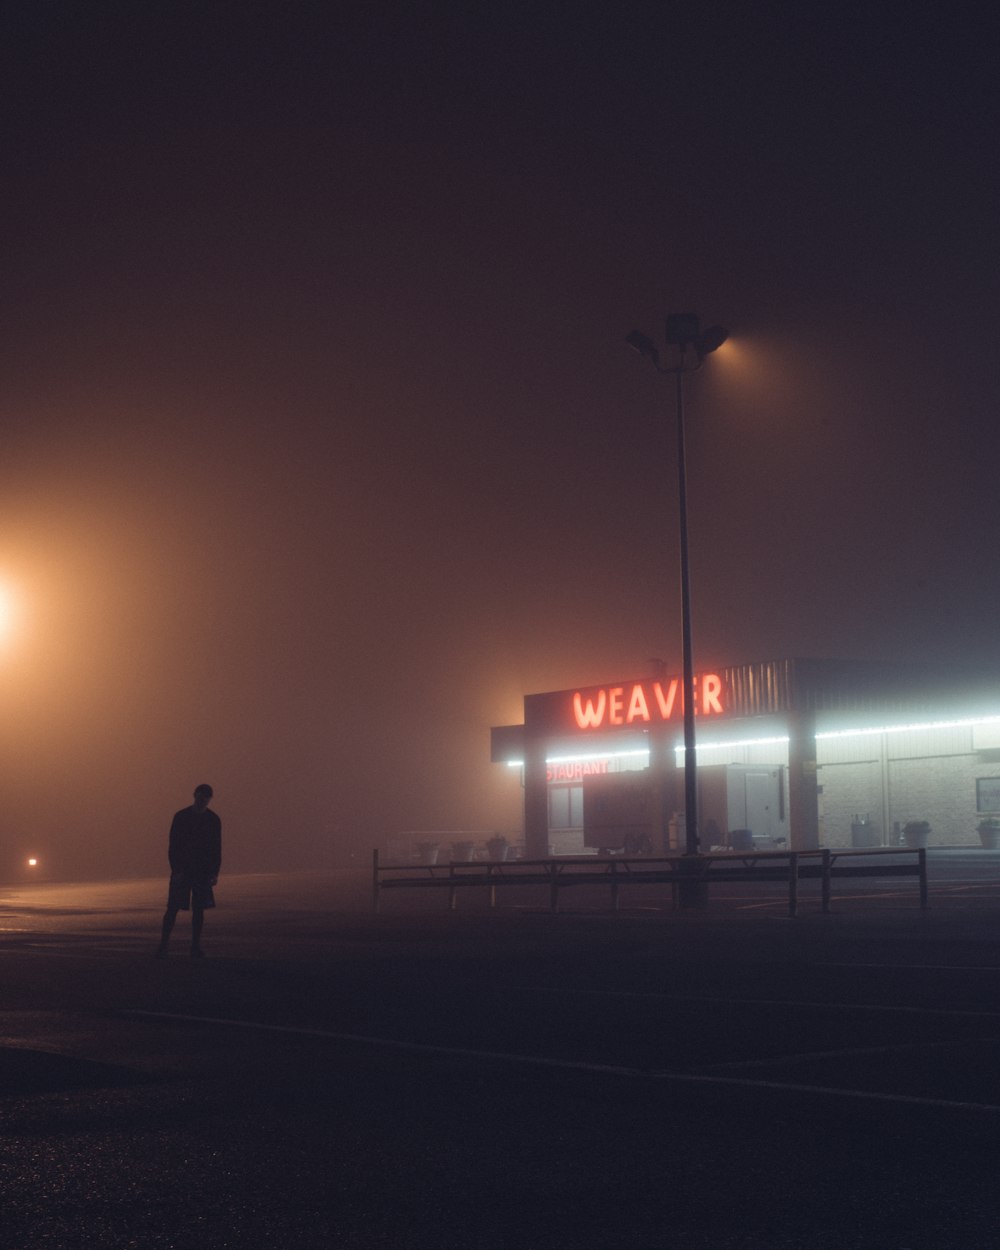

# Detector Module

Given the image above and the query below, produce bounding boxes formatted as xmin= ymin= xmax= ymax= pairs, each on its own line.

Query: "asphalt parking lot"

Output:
xmin=2 ymin=857 xmax=1000 ymax=1249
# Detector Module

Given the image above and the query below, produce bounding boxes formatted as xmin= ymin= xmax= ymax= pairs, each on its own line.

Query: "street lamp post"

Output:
xmin=627 ymin=314 xmax=728 ymax=861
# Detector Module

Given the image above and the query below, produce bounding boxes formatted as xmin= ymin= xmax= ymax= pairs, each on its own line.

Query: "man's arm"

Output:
xmin=168 ymin=812 xmax=181 ymax=873
xmin=208 ymin=813 xmax=222 ymax=881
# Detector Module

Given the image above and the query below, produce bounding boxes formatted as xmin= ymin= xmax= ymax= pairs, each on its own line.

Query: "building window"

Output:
xmin=977 ymin=777 xmax=1000 ymax=813
xmin=549 ymin=785 xmax=584 ymax=829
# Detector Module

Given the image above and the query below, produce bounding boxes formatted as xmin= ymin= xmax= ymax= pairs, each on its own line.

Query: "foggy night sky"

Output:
xmin=1 ymin=3 xmax=998 ymax=879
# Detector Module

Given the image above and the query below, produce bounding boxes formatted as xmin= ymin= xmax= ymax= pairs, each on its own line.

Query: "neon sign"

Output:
xmin=547 ymin=759 xmax=610 ymax=783
xmin=571 ymin=674 xmax=724 ymax=730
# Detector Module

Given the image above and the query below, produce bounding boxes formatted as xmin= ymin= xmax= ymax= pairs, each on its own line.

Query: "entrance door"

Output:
xmin=745 ymin=771 xmax=778 ymax=841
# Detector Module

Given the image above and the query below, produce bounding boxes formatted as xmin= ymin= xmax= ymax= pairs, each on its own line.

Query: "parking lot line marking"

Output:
xmin=660 ymin=1072 xmax=1000 ymax=1113
xmin=123 ymin=1009 xmax=1000 ymax=1115
xmin=123 ymin=1010 xmax=650 ymax=1078
xmin=540 ymin=986 xmax=1000 ymax=1019
xmin=702 ymin=1034 xmax=1000 ymax=1070
xmin=817 ymin=962 xmax=1000 ymax=972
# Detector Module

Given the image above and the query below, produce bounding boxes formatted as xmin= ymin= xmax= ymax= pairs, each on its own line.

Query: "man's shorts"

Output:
xmin=167 ymin=872 xmax=216 ymax=911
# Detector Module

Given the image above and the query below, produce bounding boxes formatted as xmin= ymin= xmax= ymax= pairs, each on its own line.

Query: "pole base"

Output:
xmin=675 ymin=856 xmax=709 ymax=910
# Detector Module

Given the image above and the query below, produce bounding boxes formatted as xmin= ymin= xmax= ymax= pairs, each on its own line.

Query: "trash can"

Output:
xmin=851 ymin=818 xmax=879 ymax=848
xmin=729 ymin=828 xmax=753 ymax=852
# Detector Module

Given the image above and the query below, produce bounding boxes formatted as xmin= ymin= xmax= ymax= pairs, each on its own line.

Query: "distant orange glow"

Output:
xmin=0 ymin=579 xmax=17 ymax=646
xmin=27 ymin=857 xmax=38 ymax=868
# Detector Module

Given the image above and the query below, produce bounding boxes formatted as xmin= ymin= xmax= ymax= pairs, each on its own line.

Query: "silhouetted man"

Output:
xmin=157 ymin=783 xmax=222 ymax=958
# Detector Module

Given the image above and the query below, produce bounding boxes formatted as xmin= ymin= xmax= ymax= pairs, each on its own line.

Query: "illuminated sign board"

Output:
xmin=525 ymin=673 xmax=726 ymax=736
xmin=547 ymin=759 xmax=610 ymax=783
xmin=572 ymin=674 xmax=723 ymax=729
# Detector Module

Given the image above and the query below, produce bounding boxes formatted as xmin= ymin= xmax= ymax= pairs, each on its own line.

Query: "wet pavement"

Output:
xmin=2 ymin=866 xmax=1000 ymax=1248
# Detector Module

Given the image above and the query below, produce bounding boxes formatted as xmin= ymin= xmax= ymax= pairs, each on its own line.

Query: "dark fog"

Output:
xmin=1 ymin=5 xmax=997 ymax=879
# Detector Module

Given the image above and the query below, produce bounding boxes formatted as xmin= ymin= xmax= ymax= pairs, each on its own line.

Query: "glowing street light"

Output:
xmin=0 ymin=577 xmax=25 ymax=654
xmin=0 ymin=582 xmax=14 ymax=645
xmin=626 ymin=314 xmax=728 ymax=861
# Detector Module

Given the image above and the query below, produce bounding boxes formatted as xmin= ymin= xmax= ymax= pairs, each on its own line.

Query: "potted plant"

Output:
xmin=976 ymin=817 xmax=1000 ymax=849
xmin=415 ymin=842 xmax=440 ymax=865
xmin=903 ymin=820 xmax=931 ymax=849
xmin=486 ymin=834 xmax=509 ymax=861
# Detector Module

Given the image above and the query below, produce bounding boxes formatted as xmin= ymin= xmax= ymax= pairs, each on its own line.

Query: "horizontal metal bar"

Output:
xmin=373 ymin=847 xmax=927 ymax=914
xmin=378 ymin=866 xmax=920 ymax=888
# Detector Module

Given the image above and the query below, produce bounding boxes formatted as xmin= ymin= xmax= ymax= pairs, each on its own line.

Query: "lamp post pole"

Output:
xmin=626 ymin=315 xmax=728 ymax=862
xmin=674 ymin=363 xmax=699 ymax=857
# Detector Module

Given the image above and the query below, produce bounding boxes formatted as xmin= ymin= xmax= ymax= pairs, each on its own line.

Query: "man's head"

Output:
xmin=193 ymin=784 xmax=214 ymax=811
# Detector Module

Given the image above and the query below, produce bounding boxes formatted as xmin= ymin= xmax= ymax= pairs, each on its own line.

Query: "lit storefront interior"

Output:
xmin=491 ymin=659 xmax=1000 ymax=857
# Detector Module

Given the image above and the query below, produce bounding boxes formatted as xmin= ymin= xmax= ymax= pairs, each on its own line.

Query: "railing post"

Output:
xmin=611 ymin=859 xmax=620 ymax=913
xmin=372 ymin=848 xmax=380 ymax=913
xmin=448 ymin=863 xmax=457 ymax=911
xmin=918 ymin=846 xmax=928 ymax=909
xmin=488 ymin=862 xmax=497 ymax=910
xmin=789 ymin=852 xmax=799 ymax=918
xmin=821 ymin=849 xmax=831 ymax=913
xmin=549 ymin=862 xmax=559 ymax=915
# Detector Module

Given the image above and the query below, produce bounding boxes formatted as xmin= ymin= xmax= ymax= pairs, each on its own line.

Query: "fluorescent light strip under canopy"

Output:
xmin=507 ymin=748 xmax=650 ymax=769
xmin=503 ymin=714 xmax=1000 ymax=769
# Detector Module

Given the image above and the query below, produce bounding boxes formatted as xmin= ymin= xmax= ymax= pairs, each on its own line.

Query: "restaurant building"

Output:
xmin=490 ymin=659 xmax=1000 ymax=858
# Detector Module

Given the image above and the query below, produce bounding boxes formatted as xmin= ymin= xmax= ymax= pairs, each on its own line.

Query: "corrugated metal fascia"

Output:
xmin=796 ymin=659 xmax=1000 ymax=717
xmin=723 ymin=660 xmax=795 ymax=716
xmin=745 ymin=658 xmax=1000 ymax=719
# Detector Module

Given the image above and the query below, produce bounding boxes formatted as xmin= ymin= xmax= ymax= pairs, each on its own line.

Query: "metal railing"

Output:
xmin=371 ymin=846 xmax=928 ymax=918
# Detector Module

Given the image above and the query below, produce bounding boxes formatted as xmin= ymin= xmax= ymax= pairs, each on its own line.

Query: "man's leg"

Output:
xmin=191 ymin=906 xmax=205 ymax=956
xmin=158 ymin=906 xmax=178 ymax=956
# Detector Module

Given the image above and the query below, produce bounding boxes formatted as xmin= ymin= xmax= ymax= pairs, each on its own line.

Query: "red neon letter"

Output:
xmin=609 ymin=687 xmax=625 ymax=725
xmin=702 ymin=672 xmax=723 ymax=715
xmin=573 ymin=690 xmax=607 ymax=729
xmin=626 ymin=684 xmax=650 ymax=723
xmin=653 ymin=680 xmax=678 ymax=720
